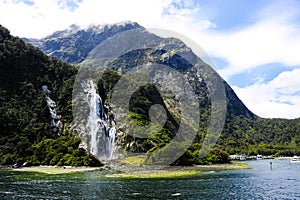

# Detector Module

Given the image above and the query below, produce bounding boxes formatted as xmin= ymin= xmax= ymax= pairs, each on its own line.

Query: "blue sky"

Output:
xmin=1 ymin=0 xmax=300 ymax=119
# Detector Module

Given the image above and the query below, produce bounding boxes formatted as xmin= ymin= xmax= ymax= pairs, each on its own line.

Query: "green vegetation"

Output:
xmin=118 ymin=155 xmax=147 ymax=165
xmin=111 ymin=170 xmax=202 ymax=179
xmin=0 ymin=25 xmax=102 ymax=167
xmin=97 ymin=70 xmax=231 ymax=165
xmin=29 ymin=134 xmax=102 ymax=166
xmin=1 ymin=133 xmax=102 ymax=166
xmin=1 ymin=23 xmax=300 ymax=168
xmin=87 ymin=60 xmax=300 ymax=165
xmin=108 ymin=163 xmax=249 ymax=179
xmin=218 ymin=115 xmax=300 ymax=156
xmin=100 ymin=68 xmax=300 ymax=163
xmin=173 ymin=146 xmax=230 ymax=165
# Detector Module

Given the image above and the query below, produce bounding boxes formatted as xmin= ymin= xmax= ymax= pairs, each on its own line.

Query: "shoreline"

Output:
xmin=4 ymin=162 xmax=250 ymax=177
xmin=274 ymin=156 xmax=294 ymax=160
xmin=108 ymin=162 xmax=250 ymax=178
xmin=11 ymin=166 xmax=105 ymax=174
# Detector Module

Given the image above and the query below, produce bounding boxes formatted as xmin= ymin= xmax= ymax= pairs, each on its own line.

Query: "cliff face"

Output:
xmin=62 ymin=25 xmax=256 ymax=164
xmin=25 ymin=23 xmax=255 ymax=119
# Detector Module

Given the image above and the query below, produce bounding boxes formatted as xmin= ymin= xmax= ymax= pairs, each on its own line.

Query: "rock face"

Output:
xmin=25 ymin=22 xmax=255 ymax=119
xmin=25 ymin=22 xmax=255 ymax=162
xmin=24 ymin=22 xmax=142 ymax=64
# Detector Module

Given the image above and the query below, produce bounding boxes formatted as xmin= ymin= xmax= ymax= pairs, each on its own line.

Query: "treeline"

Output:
xmin=2 ymin=133 xmax=102 ymax=166
xmin=218 ymin=115 xmax=300 ymax=156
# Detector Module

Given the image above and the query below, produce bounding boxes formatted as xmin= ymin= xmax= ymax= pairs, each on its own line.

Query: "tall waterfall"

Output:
xmin=42 ymin=85 xmax=62 ymax=133
xmin=82 ymin=80 xmax=116 ymax=161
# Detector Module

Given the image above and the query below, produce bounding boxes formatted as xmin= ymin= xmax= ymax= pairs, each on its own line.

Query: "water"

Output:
xmin=83 ymin=80 xmax=116 ymax=160
xmin=42 ymin=85 xmax=62 ymax=133
xmin=1 ymin=160 xmax=300 ymax=199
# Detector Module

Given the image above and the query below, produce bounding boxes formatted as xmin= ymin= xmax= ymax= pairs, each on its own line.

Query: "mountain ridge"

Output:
xmin=1 ymin=23 xmax=299 ymax=167
xmin=25 ymin=22 xmax=255 ymax=120
xmin=24 ymin=22 xmax=142 ymax=64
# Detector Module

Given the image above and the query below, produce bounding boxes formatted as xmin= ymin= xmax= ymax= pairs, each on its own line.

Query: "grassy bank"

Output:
xmin=110 ymin=169 xmax=202 ymax=178
xmin=109 ymin=162 xmax=250 ymax=178
xmin=13 ymin=166 xmax=102 ymax=174
xmin=9 ymin=161 xmax=250 ymax=178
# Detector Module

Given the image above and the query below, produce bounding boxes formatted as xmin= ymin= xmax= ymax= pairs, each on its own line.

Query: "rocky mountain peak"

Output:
xmin=24 ymin=21 xmax=142 ymax=64
xmin=24 ymin=22 xmax=255 ymax=119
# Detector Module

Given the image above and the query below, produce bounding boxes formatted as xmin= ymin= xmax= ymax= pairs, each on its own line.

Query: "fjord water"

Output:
xmin=1 ymin=160 xmax=300 ymax=199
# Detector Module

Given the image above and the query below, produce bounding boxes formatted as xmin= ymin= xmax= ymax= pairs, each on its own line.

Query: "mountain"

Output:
xmin=24 ymin=22 xmax=142 ymax=64
xmin=25 ymin=23 xmax=255 ymax=120
xmin=26 ymin=23 xmax=300 ymax=158
xmin=1 ymin=22 xmax=299 ymax=166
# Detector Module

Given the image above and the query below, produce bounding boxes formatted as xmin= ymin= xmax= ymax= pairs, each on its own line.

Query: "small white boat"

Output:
xmin=291 ymin=156 xmax=300 ymax=163
xmin=256 ymin=155 xmax=263 ymax=160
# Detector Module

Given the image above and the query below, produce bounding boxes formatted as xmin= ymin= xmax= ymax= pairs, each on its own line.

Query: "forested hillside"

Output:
xmin=1 ymin=23 xmax=300 ymax=167
xmin=0 ymin=25 xmax=102 ymax=166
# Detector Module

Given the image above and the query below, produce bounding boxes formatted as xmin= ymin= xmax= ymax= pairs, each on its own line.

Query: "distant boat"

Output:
xmin=256 ymin=155 xmax=263 ymax=160
xmin=291 ymin=156 xmax=300 ymax=163
xmin=240 ymin=154 xmax=247 ymax=161
xmin=229 ymin=154 xmax=247 ymax=160
xmin=230 ymin=155 xmax=240 ymax=160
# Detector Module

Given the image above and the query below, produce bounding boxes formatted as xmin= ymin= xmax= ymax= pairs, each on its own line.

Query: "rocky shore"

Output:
xmin=6 ymin=162 xmax=249 ymax=178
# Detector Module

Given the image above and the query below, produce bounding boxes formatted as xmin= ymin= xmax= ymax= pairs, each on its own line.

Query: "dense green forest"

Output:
xmin=220 ymin=115 xmax=300 ymax=156
xmin=1 ymin=24 xmax=300 ymax=167
xmin=0 ymin=25 xmax=102 ymax=166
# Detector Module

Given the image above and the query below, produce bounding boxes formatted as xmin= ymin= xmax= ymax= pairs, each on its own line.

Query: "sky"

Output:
xmin=1 ymin=0 xmax=300 ymax=119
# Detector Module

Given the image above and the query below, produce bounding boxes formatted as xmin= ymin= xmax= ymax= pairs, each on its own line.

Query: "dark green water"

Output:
xmin=1 ymin=160 xmax=300 ymax=199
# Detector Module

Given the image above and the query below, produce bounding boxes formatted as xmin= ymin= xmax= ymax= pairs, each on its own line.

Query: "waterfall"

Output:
xmin=82 ymin=80 xmax=116 ymax=161
xmin=42 ymin=85 xmax=62 ymax=133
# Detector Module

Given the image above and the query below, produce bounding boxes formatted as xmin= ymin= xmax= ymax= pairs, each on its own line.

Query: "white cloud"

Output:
xmin=0 ymin=0 xmax=77 ymax=38
xmin=191 ymin=18 xmax=300 ymax=81
xmin=232 ymin=68 xmax=300 ymax=119
xmin=0 ymin=0 xmax=213 ymax=38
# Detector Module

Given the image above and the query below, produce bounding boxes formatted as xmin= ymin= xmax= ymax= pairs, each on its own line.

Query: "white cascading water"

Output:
xmin=42 ymin=85 xmax=62 ymax=133
xmin=82 ymin=80 xmax=116 ymax=161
